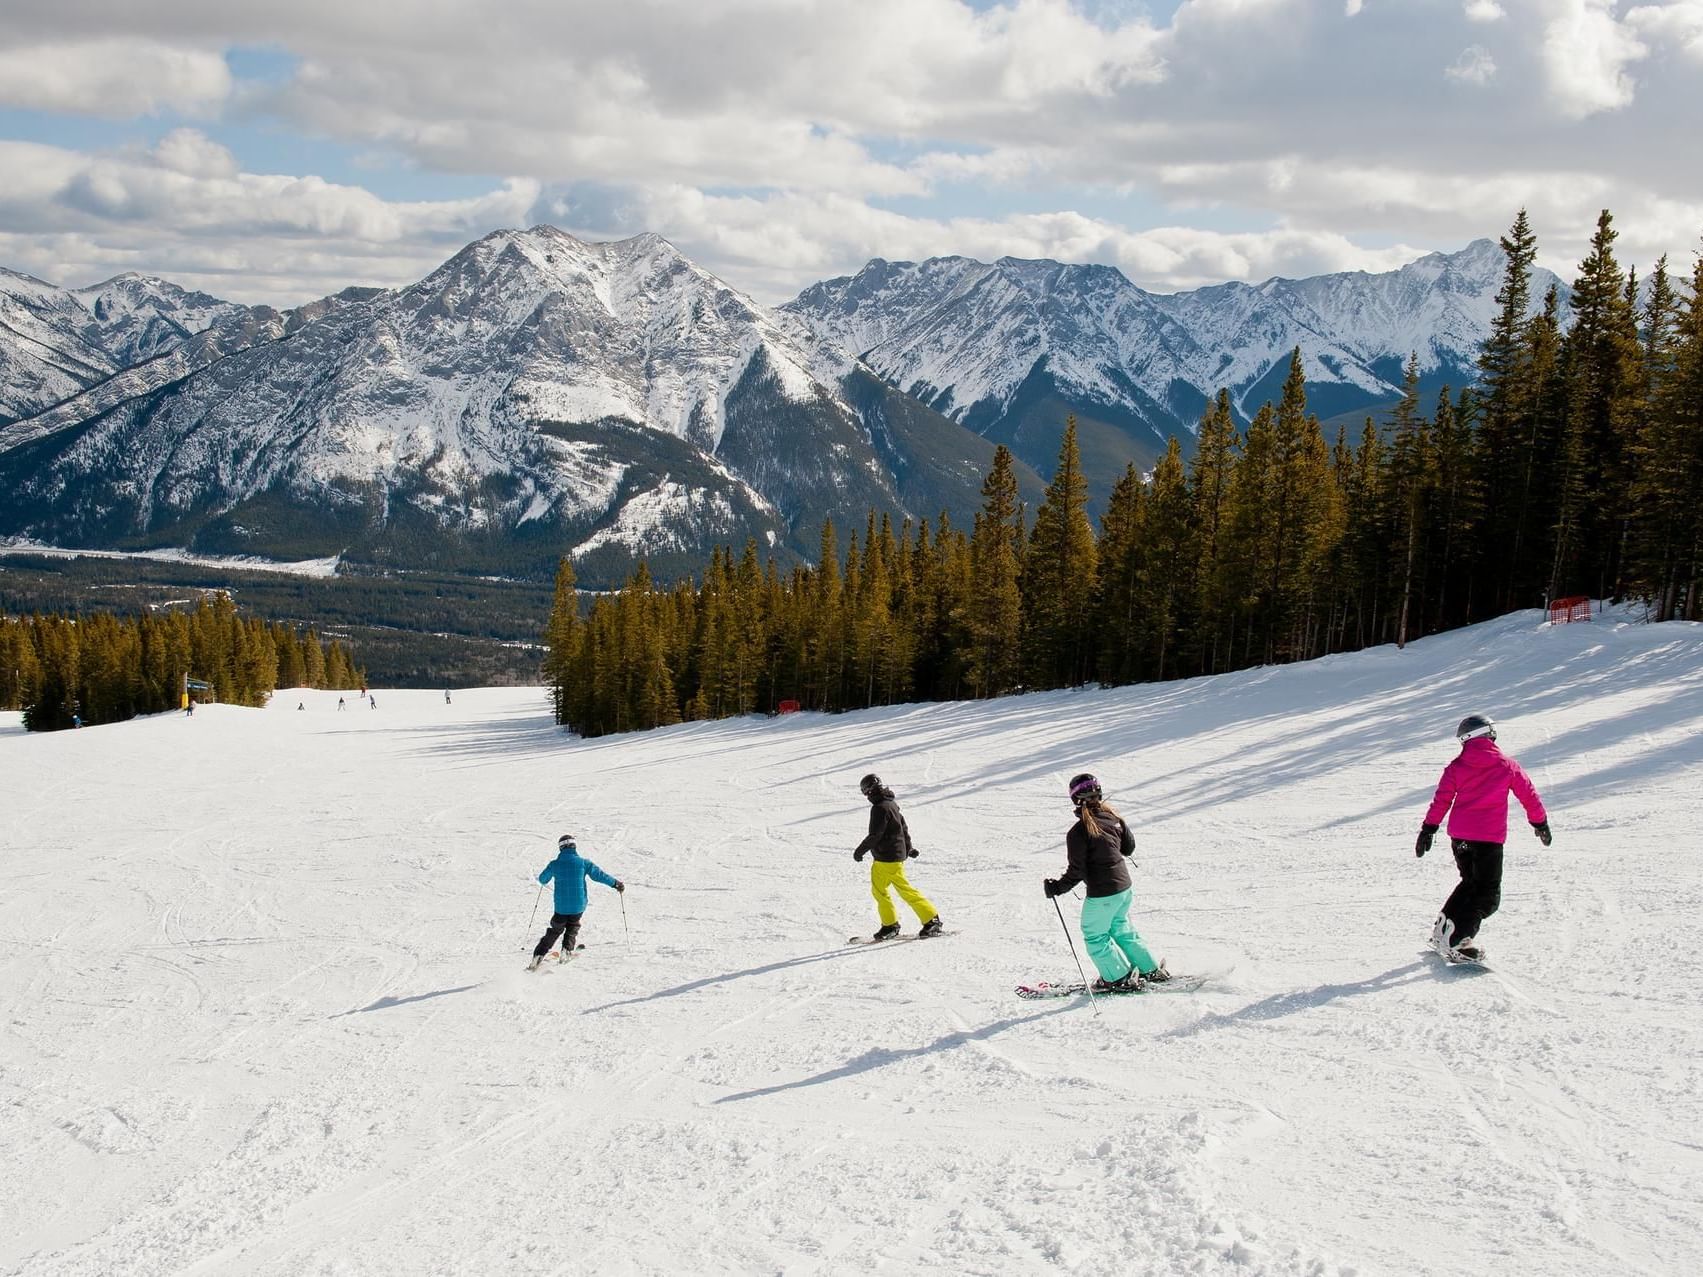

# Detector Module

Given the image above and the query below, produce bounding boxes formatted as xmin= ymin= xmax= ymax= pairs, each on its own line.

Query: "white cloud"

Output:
xmin=0 ymin=38 xmax=230 ymax=117
xmin=1626 ymin=0 xmax=1703 ymax=60
xmin=149 ymin=128 xmax=240 ymax=179
xmin=1446 ymin=44 xmax=1498 ymax=83
xmin=1539 ymin=0 xmax=1649 ymax=117
xmin=0 ymin=0 xmax=1699 ymax=307
xmin=0 ymin=137 xmax=539 ymax=302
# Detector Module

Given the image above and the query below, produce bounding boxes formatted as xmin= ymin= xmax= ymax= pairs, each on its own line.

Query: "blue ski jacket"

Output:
xmin=538 ymin=850 xmax=619 ymax=914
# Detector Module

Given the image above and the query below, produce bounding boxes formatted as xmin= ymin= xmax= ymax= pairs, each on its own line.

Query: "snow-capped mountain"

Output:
xmin=0 ymin=269 xmax=245 ymax=424
xmin=785 ymin=239 xmax=1565 ymax=481
xmin=0 ymin=229 xmax=1026 ymax=582
xmin=2 ymin=229 xmax=1559 ymax=582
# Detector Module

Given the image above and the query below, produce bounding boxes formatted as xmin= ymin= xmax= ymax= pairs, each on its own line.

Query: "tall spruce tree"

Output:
xmin=1552 ymin=209 xmax=1644 ymax=599
xmin=1021 ymin=417 xmax=1098 ymax=688
xmin=966 ymin=445 xmax=1024 ymax=697
xmin=1187 ymin=389 xmax=1238 ymax=673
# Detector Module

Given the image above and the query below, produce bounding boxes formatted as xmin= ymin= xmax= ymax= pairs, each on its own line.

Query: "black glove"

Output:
xmin=907 ymin=848 xmax=918 ymax=859
xmin=1043 ymin=878 xmax=1062 ymax=898
xmin=1532 ymin=820 xmax=1552 ymax=846
xmin=853 ymin=849 xmax=866 ymax=862
xmin=615 ymin=880 xmax=625 ymax=893
xmin=1415 ymin=824 xmax=1438 ymax=858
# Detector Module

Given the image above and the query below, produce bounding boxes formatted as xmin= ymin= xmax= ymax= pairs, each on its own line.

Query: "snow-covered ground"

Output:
xmin=0 ymin=540 xmax=342 ymax=578
xmin=3 ymin=610 xmax=1700 ymax=1276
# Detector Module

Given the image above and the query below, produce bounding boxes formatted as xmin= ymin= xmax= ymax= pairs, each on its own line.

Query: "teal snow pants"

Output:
xmin=1080 ymin=888 xmax=1156 ymax=981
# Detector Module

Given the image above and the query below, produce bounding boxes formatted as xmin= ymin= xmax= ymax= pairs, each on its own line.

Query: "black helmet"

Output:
xmin=558 ymin=833 xmax=577 ymax=850
xmin=1068 ymin=772 xmax=1102 ymax=805
xmin=1455 ymin=714 xmax=1496 ymax=743
xmin=859 ymin=773 xmax=883 ymax=797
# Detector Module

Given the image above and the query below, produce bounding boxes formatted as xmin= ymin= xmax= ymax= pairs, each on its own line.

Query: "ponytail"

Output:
xmin=1076 ymin=798 xmax=1121 ymax=837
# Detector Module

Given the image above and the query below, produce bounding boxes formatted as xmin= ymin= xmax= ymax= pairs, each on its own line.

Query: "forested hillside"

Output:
xmin=544 ymin=210 xmax=1702 ymax=737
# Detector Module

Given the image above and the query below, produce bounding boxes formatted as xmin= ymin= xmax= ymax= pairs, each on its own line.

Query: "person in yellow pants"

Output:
xmin=853 ymin=773 xmax=943 ymax=941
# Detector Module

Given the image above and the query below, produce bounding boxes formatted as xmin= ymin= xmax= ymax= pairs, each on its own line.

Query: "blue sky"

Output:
xmin=1 ymin=0 xmax=1698 ymax=304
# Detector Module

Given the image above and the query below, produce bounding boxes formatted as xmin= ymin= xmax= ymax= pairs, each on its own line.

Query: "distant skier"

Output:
xmin=337 ymin=697 xmax=345 ymax=711
xmin=1044 ymin=773 xmax=1169 ymax=991
xmin=1415 ymin=714 xmax=1552 ymax=961
xmin=853 ymin=774 xmax=943 ymax=940
xmin=444 ymin=690 xmax=452 ymax=705
xmin=529 ymin=835 xmax=624 ymax=970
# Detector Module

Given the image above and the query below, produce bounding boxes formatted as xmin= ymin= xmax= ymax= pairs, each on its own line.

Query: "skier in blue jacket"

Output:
xmin=528 ymin=835 xmax=623 ymax=970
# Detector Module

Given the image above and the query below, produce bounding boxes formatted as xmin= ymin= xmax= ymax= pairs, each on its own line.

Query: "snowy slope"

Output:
xmin=0 ymin=269 xmax=243 ymax=424
xmin=3 ymin=608 xmax=1699 ymax=1275
xmin=0 ymin=269 xmax=119 ymax=423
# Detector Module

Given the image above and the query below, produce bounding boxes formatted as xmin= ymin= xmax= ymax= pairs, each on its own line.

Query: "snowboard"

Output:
xmin=846 ymin=929 xmax=957 ymax=945
xmin=1015 ymin=970 xmax=1218 ymax=1000
xmin=1422 ymin=945 xmax=1487 ymax=968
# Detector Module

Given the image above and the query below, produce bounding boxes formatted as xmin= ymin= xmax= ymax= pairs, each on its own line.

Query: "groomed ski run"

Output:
xmin=2 ymin=607 xmax=1700 ymax=1276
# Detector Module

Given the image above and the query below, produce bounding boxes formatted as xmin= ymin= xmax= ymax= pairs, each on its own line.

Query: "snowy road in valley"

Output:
xmin=3 ymin=610 xmax=1700 ymax=1275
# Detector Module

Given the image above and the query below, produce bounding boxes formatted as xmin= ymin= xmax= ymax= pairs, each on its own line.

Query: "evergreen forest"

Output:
xmin=0 ymin=595 xmax=363 ymax=731
xmin=544 ymin=210 xmax=1703 ymax=738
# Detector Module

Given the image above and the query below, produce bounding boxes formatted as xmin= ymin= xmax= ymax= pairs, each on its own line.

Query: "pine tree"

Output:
xmin=1187 ymin=389 xmax=1237 ymax=673
xmin=1222 ymin=402 xmax=1278 ymax=662
xmin=1021 ymin=417 xmax=1097 ymax=687
xmin=1551 ymin=209 xmax=1645 ymax=599
xmin=1429 ymin=388 xmax=1481 ymax=629
xmin=1092 ymin=463 xmax=1147 ymax=685
xmin=965 ymin=445 xmax=1024 ymax=697
xmin=1386 ymin=354 xmax=1433 ymax=648
xmin=543 ymin=557 xmax=581 ymax=726
xmin=1632 ymin=251 xmax=1703 ymax=618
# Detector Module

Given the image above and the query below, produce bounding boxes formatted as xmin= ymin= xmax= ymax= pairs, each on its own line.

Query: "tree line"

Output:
xmin=543 ymin=209 xmax=1701 ymax=738
xmin=0 ymin=594 xmax=363 ymax=730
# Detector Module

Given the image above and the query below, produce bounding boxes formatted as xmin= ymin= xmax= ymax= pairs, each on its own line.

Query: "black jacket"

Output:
xmin=1055 ymin=809 xmax=1135 ymax=898
xmin=854 ymin=788 xmax=913 ymax=862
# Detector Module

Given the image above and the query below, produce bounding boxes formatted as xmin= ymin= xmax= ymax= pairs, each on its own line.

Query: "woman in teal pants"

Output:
xmin=1043 ymin=773 xmax=1169 ymax=990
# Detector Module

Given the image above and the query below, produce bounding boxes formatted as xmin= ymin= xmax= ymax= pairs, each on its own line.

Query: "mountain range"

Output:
xmin=783 ymin=238 xmax=1564 ymax=486
xmin=0 ymin=230 xmax=1558 ymax=584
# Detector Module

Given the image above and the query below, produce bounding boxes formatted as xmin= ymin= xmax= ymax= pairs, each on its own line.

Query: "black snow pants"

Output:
xmin=533 ymin=912 xmax=582 ymax=958
xmin=1442 ymin=840 xmax=1503 ymax=944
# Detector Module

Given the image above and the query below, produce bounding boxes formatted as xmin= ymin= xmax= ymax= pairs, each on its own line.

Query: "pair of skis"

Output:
xmin=1014 ymin=970 xmax=1218 ymax=1000
xmin=846 ymin=929 xmax=957 ymax=946
xmin=525 ymin=943 xmax=585 ymax=971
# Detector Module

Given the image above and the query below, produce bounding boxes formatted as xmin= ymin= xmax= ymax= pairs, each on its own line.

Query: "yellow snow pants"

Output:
xmin=870 ymin=860 xmax=937 ymax=926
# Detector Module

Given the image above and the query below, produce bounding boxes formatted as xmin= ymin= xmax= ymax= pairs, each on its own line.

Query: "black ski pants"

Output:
xmin=1442 ymin=840 xmax=1503 ymax=943
xmin=533 ymin=912 xmax=582 ymax=958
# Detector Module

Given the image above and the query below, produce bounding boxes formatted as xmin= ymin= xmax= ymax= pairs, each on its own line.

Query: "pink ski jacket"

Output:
xmin=1423 ymin=737 xmax=1547 ymax=843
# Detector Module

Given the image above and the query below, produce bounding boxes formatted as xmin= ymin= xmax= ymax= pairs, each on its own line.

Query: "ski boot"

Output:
xmin=526 ymin=955 xmax=544 ymax=972
xmin=1141 ymin=960 xmax=1172 ymax=984
xmin=871 ymin=923 xmax=901 ymax=942
xmin=918 ymin=916 xmax=944 ymax=938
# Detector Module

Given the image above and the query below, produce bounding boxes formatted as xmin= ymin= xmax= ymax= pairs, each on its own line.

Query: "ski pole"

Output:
xmin=620 ymin=889 xmax=630 ymax=945
xmin=1053 ymin=895 xmax=1099 ymax=1015
xmin=523 ymin=883 xmax=542 ymax=951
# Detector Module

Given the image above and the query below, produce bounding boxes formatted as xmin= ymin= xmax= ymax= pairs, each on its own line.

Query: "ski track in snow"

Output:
xmin=2 ymin=610 xmax=1701 ymax=1275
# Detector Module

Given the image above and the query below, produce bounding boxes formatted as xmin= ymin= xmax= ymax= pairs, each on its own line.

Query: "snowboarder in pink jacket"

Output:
xmin=1415 ymin=713 xmax=1552 ymax=960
